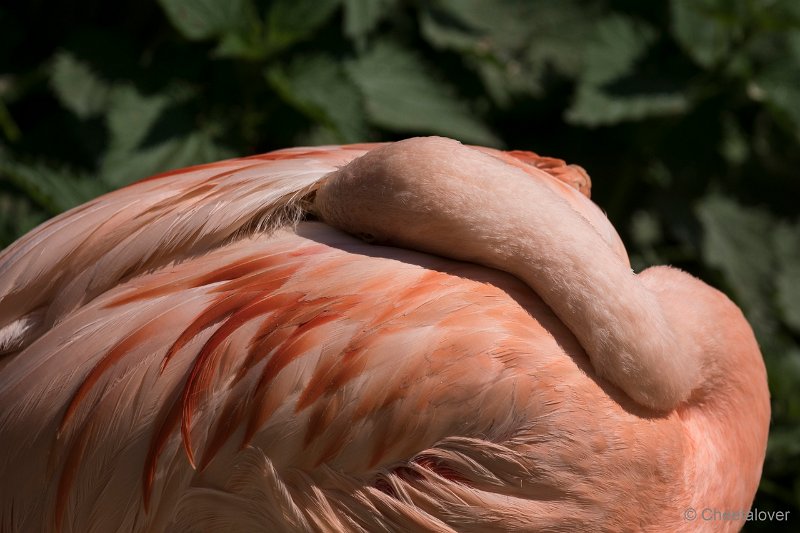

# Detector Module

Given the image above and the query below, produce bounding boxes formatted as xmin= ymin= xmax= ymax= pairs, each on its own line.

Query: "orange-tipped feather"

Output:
xmin=0 ymin=138 xmax=769 ymax=533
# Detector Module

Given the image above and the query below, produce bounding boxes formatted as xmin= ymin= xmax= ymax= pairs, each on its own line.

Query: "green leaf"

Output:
xmin=343 ymin=0 xmax=396 ymax=46
xmin=567 ymin=85 xmax=688 ymax=127
xmin=102 ymin=129 xmax=233 ymax=186
xmin=266 ymin=55 xmax=368 ymax=143
xmin=265 ymin=0 xmax=340 ymax=54
xmin=582 ymin=15 xmax=657 ymax=85
xmin=419 ymin=7 xmax=533 ymax=105
xmin=752 ymin=0 xmax=800 ymax=31
xmin=566 ymin=15 xmax=689 ymax=126
xmin=345 ymin=41 xmax=500 ymax=145
xmin=0 ymin=156 xmax=104 ymax=214
xmin=670 ymin=0 xmax=746 ymax=68
xmin=0 ymin=97 xmax=20 ymax=141
xmin=766 ymin=347 xmax=800 ymax=426
xmin=100 ymin=85 xmax=233 ymax=186
xmin=420 ymin=1 xmax=593 ymax=105
xmin=158 ymin=0 xmax=255 ymax=41
xmin=768 ymin=411 xmax=800 ymax=462
xmin=424 ymin=0 xmax=539 ymax=51
xmin=774 ymin=220 xmax=800 ymax=333
xmin=104 ymin=85 xmax=171 ymax=157
xmin=696 ymin=195 xmax=776 ymax=334
xmin=472 ymin=60 xmax=541 ymax=107
xmin=719 ymin=113 xmax=748 ymax=165
xmin=296 ymin=124 xmax=346 ymax=146
xmin=753 ymin=57 xmax=800 ymax=137
xmin=213 ymin=31 xmax=264 ymax=60
xmin=418 ymin=7 xmax=482 ymax=53
xmin=50 ymin=52 xmax=111 ymax=119
xmin=522 ymin=1 xmax=599 ymax=80
xmin=0 ymin=192 xmax=47 ymax=248
xmin=629 ymin=210 xmax=664 ymax=271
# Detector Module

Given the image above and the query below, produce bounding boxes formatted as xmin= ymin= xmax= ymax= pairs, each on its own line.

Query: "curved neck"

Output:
xmin=313 ymin=137 xmax=700 ymax=410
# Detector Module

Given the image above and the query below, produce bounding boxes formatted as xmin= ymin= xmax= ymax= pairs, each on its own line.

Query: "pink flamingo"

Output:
xmin=0 ymin=137 xmax=769 ymax=531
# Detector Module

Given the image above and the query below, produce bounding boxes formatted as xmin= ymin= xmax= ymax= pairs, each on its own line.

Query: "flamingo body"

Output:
xmin=0 ymin=139 xmax=769 ymax=532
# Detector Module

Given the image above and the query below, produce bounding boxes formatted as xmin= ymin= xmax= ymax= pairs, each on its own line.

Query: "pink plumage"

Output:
xmin=0 ymin=137 xmax=769 ymax=532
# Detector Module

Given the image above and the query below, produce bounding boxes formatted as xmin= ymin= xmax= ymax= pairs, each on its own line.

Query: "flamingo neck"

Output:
xmin=313 ymin=136 xmax=701 ymax=411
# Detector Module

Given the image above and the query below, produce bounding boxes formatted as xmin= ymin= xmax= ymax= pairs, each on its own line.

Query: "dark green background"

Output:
xmin=1 ymin=1 xmax=798 ymax=529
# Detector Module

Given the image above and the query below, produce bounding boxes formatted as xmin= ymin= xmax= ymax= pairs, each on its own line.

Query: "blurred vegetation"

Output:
xmin=1 ymin=0 xmax=799 ymax=528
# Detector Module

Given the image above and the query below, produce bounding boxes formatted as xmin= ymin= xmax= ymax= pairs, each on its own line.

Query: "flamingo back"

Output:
xmin=0 ymin=140 xmax=768 ymax=532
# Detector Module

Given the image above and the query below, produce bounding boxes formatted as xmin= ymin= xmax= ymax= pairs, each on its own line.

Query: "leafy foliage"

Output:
xmin=1 ymin=0 xmax=798 ymax=527
xmin=345 ymin=40 xmax=499 ymax=145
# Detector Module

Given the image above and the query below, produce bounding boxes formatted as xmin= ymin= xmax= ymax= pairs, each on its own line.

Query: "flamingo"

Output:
xmin=0 ymin=136 xmax=769 ymax=532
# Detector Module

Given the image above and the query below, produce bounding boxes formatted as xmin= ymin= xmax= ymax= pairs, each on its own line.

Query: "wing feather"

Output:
xmin=2 ymin=142 xmax=688 ymax=533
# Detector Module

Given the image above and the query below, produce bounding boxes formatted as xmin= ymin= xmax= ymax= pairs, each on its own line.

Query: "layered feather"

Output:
xmin=0 ymin=140 xmax=769 ymax=532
